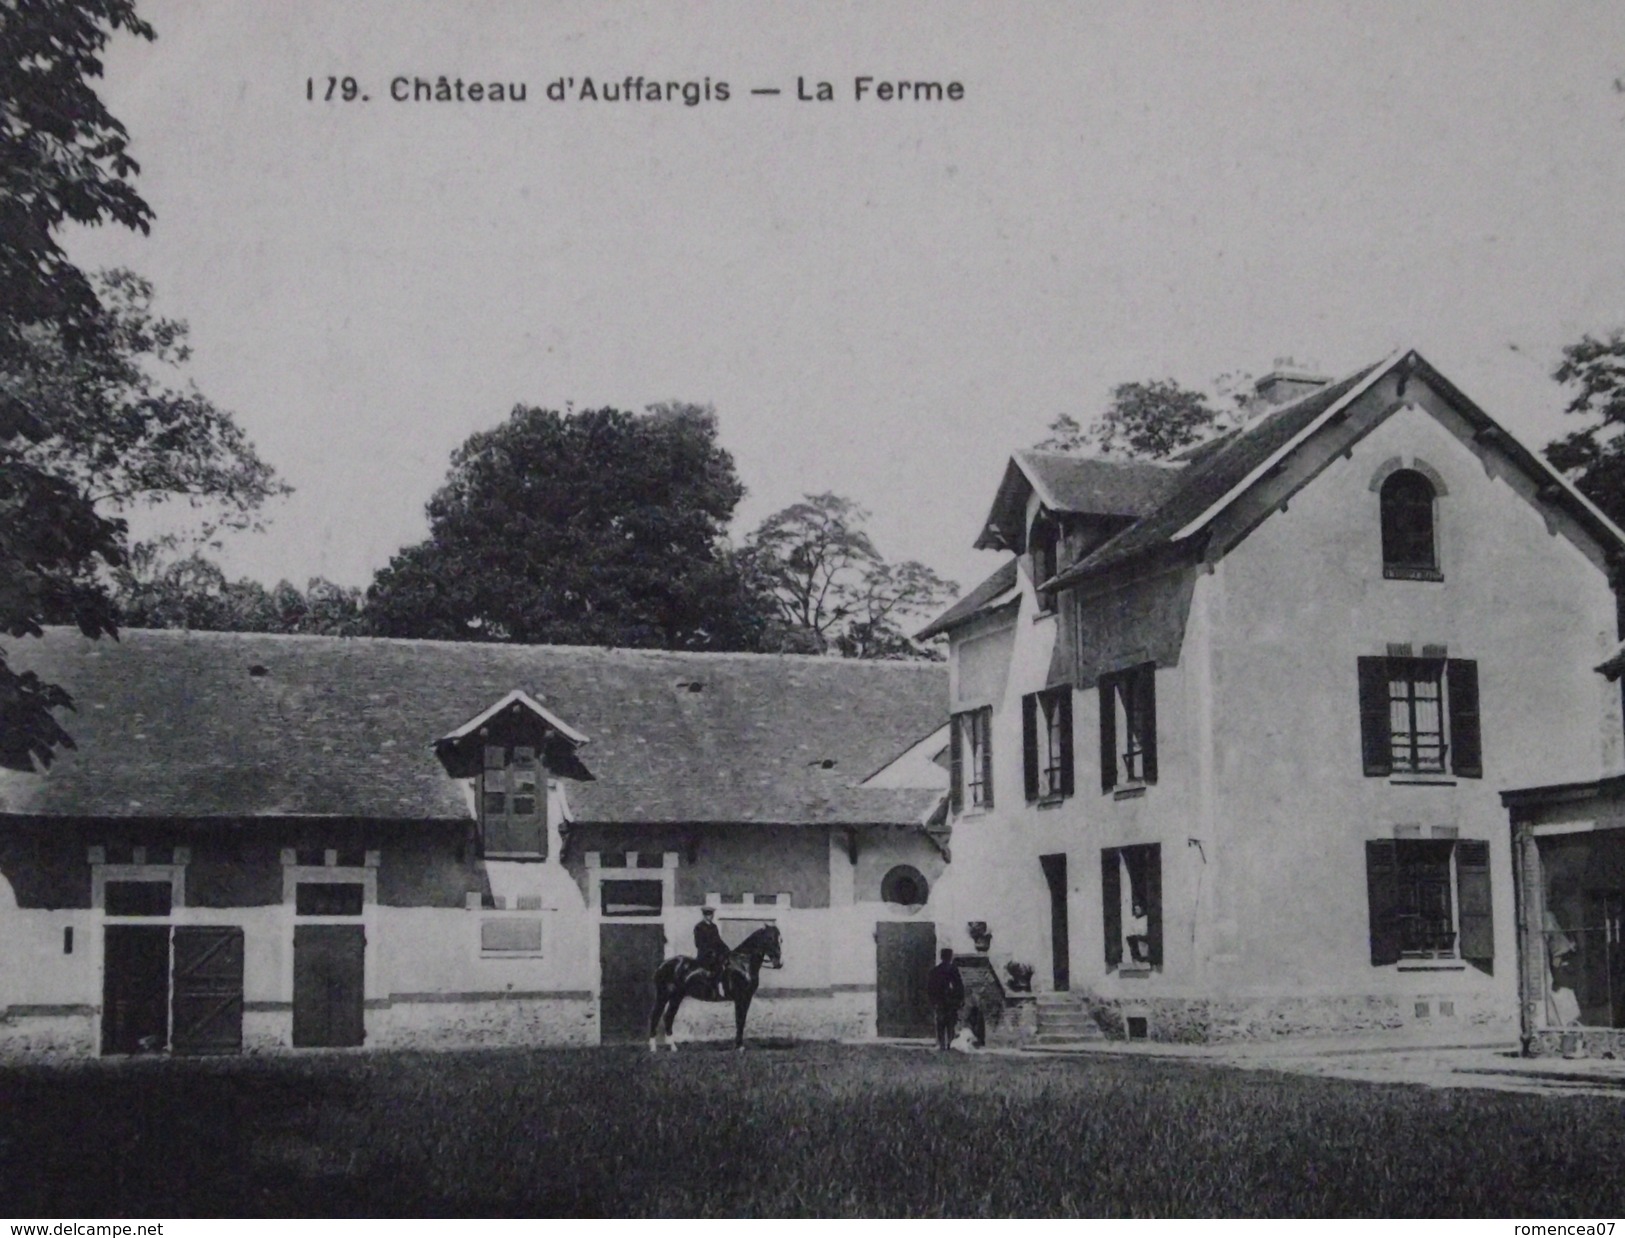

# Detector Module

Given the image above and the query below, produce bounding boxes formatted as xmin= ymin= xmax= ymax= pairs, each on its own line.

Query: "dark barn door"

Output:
xmin=876 ymin=920 xmax=936 ymax=1038
xmin=599 ymin=923 xmax=666 ymax=1042
xmin=172 ymin=926 xmax=245 ymax=1055
xmin=1041 ymin=853 xmax=1070 ymax=991
xmin=293 ymin=925 xmax=365 ymax=1047
xmin=102 ymin=926 xmax=170 ymax=1054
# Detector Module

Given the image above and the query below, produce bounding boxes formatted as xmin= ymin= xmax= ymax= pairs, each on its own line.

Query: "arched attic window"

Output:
xmin=1380 ymin=469 xmax=1440 ymax=580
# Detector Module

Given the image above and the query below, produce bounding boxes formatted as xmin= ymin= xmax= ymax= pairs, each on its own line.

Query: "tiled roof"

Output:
xmin=0 ymin=630 xmax=947 ymax=827
xmin=914 ymin=558 xmax=1019 ymax=641
xmin=1016 ymin=451 xmax=1184 ymax=518
xmin=1053 ymin=362 xmax=1383 ymax=584
xmin=975 ymin=452 xmax=1185 ymax=551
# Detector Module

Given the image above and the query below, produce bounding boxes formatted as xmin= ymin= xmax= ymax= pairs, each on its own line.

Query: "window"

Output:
xmin=1357 ymin=656 xmax=1481 ymax=779
xmin=1101 ymin=844 xmax=1162 ymax=971
xmin=880 ymin=864 xmax=929 ymax=908
xmin=601 ymin=879 xmax=663 ymax=917
xmin=481 ymin=916 xmax=544 ymax=956
xmin=1365 ymin=839 xmax=1492 ymax=972
xmin=481 ymin=744 xmax=546 ymax=857
xmin=950 ymin=706 xmax=994 ymax=812
xmin=1023 ymin=687 xmax=1074 ymax=801
xmin=103 ymin=880 xmax=172 ymax=917
xmin=1030 ymin=514 xmax=1060 ymax=614
xmin=1098 ymin=663 xmax=1156 ymax=792
xmin=1380 ymin=470 xmax=1440 ymax=579
xmin=295 ymin=882 xmax=364 ymax=916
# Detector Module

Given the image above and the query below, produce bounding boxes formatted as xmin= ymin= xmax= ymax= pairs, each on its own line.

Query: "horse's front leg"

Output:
xmin=665 ymin=993 xmax=683 ymax=1051
xmin=734 ymin=994 xmax=751 ymax=1051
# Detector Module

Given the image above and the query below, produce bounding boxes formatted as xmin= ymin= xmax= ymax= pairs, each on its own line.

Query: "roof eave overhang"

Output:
xmin=915 ymin=592 xmax=1019 ymax=642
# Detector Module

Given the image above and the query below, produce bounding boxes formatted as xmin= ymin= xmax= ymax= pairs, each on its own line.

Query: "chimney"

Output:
xmin=1252 ymin=364 xmax=1330 ymax=408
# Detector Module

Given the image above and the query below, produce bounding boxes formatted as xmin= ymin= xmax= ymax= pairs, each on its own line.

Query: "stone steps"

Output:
xmin=1033 ymin=994 xmax=1106 ymax=1043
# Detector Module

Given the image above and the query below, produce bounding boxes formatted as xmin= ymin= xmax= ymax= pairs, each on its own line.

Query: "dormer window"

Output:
xmin=483 ymin=745 xmax=539 ymax=819
xmin=435 ymin=690 xmax=594 ymax=863
xmin=1030 ymin=513 xmax=1060 ymax=614
xmin=1380 ymin=470 xmax=1439 ymax=580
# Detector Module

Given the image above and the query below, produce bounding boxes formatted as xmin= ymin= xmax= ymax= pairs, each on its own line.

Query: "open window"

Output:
xmin=1365 ymin=838 xmax=1492 ymax=973
xmin=1380 ymin=469 xmax=1440 ymax=580
xmin=1023 ymin=686 xmax=1074 ymax=801
xmin=1101 ymin=844 xmax=1162 ymax=971
xmin=950 ymin=706 xmax=994 ymax=812
xmin=1099 ymin=663 xmax=1156 ymax=792
xmin=1357 ymin=656 xmax=1481 ymax=779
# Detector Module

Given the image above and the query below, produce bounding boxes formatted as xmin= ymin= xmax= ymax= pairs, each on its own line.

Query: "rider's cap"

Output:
xmin=701 ymin=904 xmax=716 ymax=913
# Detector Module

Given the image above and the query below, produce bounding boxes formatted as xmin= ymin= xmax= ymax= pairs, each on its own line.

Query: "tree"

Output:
xmin=111 ymin=550 xmax=365 ymax=636
xmin=1 ymin=1 xmax=156 ymax=769
xmin=1038 ymin=379 xmax=1225 ymax=460
xmin=743 ymin=493 xmax=958 ymax=659
xmin=10 ymin=268 xmax=289 ymax=556
xmin=1545 ymin=332 xmax=1625 ymax=527
xmin=366 ymin=403 xmax=773 ymax=649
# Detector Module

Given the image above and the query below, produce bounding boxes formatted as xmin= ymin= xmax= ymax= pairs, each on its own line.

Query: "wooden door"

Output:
xmin=102 ymin=926 xmax=170 ymax=1054
xmin=876 ymin=920 xmax=935 ymax=1038
xmin=171 ymin=926 xmax=244 ymax=1055
xmin=599 ymin=922 xmax=666 ymax=1042
xmin=1041 ymin=853 xmax=1070 ymax=991
xmin=293 ymin=924 xmax=365 ymax=1047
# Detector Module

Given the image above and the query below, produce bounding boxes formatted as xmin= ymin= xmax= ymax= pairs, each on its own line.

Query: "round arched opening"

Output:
xmin=881 ymin=864 xmax=929 ymax=909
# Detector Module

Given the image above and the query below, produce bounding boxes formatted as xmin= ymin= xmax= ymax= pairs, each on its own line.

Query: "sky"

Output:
xmin=65 ymin=0 xmax=1625 ymax=601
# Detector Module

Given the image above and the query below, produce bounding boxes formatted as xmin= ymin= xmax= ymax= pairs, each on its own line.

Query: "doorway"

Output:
xmin=102 ymin=925 xmax=170 ymax=1054
xmin=293 ymin=924 xmax=365 ymax=1047
xmin=599 ymin=922 xmax=667 ymax=1041
xmin=1041 ymin=853 xmax=1070 ymax=991
xmin=875 ymin=920 xmax=936 ymax=1037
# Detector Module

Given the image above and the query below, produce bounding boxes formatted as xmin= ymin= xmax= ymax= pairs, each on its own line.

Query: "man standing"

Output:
xmin=926 ymin=947 xmax=964 ymax=1051
xmin=693 ymin=905 xmax=729 ymax=997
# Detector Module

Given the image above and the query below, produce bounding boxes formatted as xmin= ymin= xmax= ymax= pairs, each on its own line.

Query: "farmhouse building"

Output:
xmin=0 ymin=631 xmax=947 ymax=1055
xmin=921 ymin=349 xmax=1625 ymax=1043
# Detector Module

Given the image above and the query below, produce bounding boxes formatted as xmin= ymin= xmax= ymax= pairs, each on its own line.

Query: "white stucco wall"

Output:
xmin=938 ymin=374 xmax=1623 ymax=1038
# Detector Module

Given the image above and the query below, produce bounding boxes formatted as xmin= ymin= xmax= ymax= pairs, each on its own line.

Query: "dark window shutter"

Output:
xmin=1357 ymin=657 xmax=1393 ymax=777
xmin=1022 ymin=694 xmax=1039 ymax=802
xmin=1099 ymin=679 xmax=1118 ymax=793
xmin=1101 ymin=848 xmax=1122 ymax=968
xmin=1140 ymin=665 xmax=1158 ymax=785
xmin=1058 ymin=689 xmax=1075 ymax=797
xmin=949 ymin=715 xmax=964 ymax=814
xmin=1365 ymin=839 xmax=1401 ymax=966
xmin=1447 ymin=659 xmax=1482 ymax=779
xmin=980 ymin=708 xmax=994 ymax=808
xmin=1145 ymin=844 xmax=1163 ymax=967
xmin=1457 ymin=839 xmax=1493 ymax=973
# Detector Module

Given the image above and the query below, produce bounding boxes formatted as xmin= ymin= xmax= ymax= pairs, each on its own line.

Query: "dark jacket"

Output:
xmin=926 ymin=960 xmax=964 ymax=1010
xmin=694 ymin=917 xmax=728 ymax=968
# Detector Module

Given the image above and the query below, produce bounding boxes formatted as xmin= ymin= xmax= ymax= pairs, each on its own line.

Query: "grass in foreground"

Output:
xmin=2 ymin=1041 xmax=1623 ymax=1217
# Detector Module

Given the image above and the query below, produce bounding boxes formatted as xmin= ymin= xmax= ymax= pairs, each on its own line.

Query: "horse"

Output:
xmin=648 ymin=924 xmax=782 ymax=1051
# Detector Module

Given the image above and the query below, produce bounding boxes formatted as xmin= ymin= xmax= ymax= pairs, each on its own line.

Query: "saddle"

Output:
xmin=683 ymin=957 xmax=731 ymax=1000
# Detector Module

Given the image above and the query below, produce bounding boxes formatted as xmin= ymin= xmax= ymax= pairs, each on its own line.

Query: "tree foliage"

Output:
xmin=1 ymin=0 xmax=156 ymax=770
xmin=112 ymin=550 xmax=364 ymax=636
xmin=1545 ymin=332 xmax=1625 ymax=526
xmin=366 ymin=403 xmax=771 ymax=649
xmin=10 ymin=268 xmax=289 ymax=553
xmin=1038 ymin=379 xmax=1225 ymax=460
xmin=743 ymin=493 xmax=958 ymax=659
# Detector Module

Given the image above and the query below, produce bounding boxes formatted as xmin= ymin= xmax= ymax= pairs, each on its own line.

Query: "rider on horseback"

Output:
xmin=693 ymin=905 xmax=730 ymax=997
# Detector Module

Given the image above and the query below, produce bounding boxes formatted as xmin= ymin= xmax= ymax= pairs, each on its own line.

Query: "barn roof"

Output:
xmin=0 ymin=629 xmax=947 ymax=827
